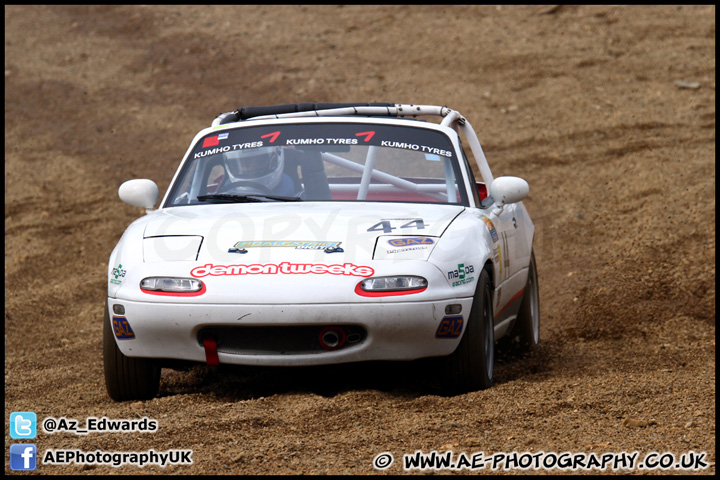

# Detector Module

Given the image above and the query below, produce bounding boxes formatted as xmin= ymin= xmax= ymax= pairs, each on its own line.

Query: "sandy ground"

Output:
xmin=4 ymin=5 xmax=715 ymax=475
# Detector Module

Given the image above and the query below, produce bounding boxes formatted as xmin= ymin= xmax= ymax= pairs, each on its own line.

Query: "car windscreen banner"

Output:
xmin=193 ymin=123 xmax=455 ymax=160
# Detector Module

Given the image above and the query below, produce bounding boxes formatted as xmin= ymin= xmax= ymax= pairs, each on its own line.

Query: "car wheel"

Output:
xmin=441 ymin=267 xmax=495 ymax=392
xmin=103 ymin=301 xmax=160 ymax=401
xmin=514 ymin=251 xmax=540 ymax=350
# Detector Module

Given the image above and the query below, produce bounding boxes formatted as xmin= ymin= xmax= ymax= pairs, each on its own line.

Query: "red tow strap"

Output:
xmin=203 ymin=336 xmax=219 ymax=365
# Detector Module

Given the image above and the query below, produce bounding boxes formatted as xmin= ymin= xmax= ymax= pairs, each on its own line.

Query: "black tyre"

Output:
xmin=441 ymin=267 xmax=495 ymax=392
xmin=514 ymin=251 xmax=540 ymax=350
xmin=103 ymin=302 xmax=160 ymax=401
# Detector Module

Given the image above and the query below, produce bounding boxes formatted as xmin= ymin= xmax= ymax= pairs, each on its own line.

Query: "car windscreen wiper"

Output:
xmin=197 ymin=193 xmax=303 ymax=203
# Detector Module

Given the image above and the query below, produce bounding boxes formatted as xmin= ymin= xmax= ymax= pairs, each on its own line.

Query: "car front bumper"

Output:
xmin=107 ymin=297 xmax=474 ymax=366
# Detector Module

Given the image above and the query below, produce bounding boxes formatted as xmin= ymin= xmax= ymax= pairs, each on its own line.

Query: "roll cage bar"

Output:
xmin=211 ymin=103 xmax=495 ymax=187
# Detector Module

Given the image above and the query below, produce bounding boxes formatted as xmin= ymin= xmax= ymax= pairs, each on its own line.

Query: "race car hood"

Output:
xmin=142 ymin=202 xmax=464 ymax=264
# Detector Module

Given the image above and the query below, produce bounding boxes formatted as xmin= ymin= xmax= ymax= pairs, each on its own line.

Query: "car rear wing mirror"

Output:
xmin=119 ymin=179 xmax=159 ymax=213
xmin=489 ymin=176 xmax=529 ymax=212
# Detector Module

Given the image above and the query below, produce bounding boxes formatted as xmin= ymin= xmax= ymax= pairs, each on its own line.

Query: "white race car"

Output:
xmin=104 ymin=103 xmax=539 ymax=401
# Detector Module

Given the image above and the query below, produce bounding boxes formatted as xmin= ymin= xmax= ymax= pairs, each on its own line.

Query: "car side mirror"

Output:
xmin=489 ymin=176 xmax=529 ymax=209
xmin=119 ymin=179 xmax=159 ymax=211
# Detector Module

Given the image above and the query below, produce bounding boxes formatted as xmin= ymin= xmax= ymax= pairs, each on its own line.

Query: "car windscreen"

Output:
xmin=164 ymin=122 xmax=468 ymax=207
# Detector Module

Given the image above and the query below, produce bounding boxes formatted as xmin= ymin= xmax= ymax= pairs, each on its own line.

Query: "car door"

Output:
xmin=487 ymin=200 xmax=533 ymax=328
xmin=486 ymin=204 xmax=515 ymax=286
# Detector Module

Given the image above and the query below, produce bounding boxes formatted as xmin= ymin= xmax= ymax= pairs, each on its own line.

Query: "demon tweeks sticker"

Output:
xmin=190 ymin=262 xmax=374 ymax=278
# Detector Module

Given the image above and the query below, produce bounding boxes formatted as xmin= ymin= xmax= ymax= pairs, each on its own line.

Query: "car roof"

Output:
xmin=211 ymin=103 xmax=459 ymax=126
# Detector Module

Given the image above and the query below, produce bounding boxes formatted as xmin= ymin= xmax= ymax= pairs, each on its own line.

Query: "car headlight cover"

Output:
xmin=140 ymin=277 xmax=204 ymax=294
xmin=356 ymin=275 xmax=428 ymax=296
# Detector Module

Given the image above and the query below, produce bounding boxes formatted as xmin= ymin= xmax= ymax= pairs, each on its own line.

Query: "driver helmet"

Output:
xmin=223 ymin=146 xmax=285 ymax=191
